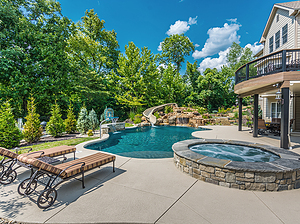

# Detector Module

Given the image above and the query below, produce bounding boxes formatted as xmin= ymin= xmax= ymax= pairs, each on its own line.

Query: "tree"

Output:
xmin=22 ymin=96 xmax=43 ymax=143
xmin=46 ymin=102 xmax=65 ymax=137
xmin=64 ymin=102 xmax=77 ymax=134
xmin=110 ymin=42 xmax=161 ymax=112
xmin=184 ymin=61 xmax=201 ymax=90
xmin=0 ymin=102 xmax=22 ymax=148
xmin=0 ymin=0 xmax=73 ymax=117
xmin=160 ymin=34 xmax=195 ymax=72
xmin=77 ymin=107 xmax=90 ymax=134
xmin=159 ymin=64 xmax=187 ymax=105
xmin=88 ymin=109 xmax=99 ymax=132
xmin=226 ymin=42 xmax=253 ymax=71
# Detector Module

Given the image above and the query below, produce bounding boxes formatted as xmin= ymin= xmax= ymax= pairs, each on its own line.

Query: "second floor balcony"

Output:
xmin=234 ymin=49 xmax=300 ymax=97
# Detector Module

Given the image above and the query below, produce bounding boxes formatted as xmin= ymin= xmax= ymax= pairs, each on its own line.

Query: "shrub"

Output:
xmin=87 ymin=129 xmax=94 ymax=136
xmin=129 ymin=111 xmax=135 ymax=121
xmin=0 ymin=102 xmax=23 ymax=148
xmin=89 ymin=109 xmax=99 ymax=132
xmin=234 ymin=111 xmax=238 ymax=119
xmin=46 ymin=102 xmax=65 ymax=137
xmin=125 ymin=123 xmax=134 ymax=127
xmin=164 ymin=106 xmax=173 ymax=114
xmin=154 ymin=112 xmax=160 ymax=119
xmin=196 ymin=107 xmax=207 ymax=114
xmin=77 ymin=107 xmax=90 ymax=134
xmin=22 ymin=96 xmax=43 ymax=143
xmin=64 ymin=102 xmax=77 ymax=134
xmin=133 ymin=114 xmax=142 ymax=124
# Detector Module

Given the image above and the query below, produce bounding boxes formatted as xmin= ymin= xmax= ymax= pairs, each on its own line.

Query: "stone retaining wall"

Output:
xmin=173 ymin=139 xmax=300 ymax=191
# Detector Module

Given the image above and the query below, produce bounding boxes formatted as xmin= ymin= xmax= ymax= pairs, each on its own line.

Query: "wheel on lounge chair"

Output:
xmin=37 ymin=188 xmax=57 ymax=209
xmin=0 ymin=164 xmax=4 ymax=174
xmin=0 ymin=169 xmax=17 ymax=185
xmin=18 ymin=178 xmax=37 ymax=195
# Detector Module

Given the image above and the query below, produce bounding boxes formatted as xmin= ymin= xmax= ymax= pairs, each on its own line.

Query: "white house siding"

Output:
xmin=297 ymin=16 xmax=300 ymax=47
xmin=263 ymin=8 xmax=295 ymax=56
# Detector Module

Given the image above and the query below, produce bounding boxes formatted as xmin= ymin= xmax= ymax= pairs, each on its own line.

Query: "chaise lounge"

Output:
xmin=17 ymin=152 xmax=116 ymax=209
xmin=0 ymin=145 xmax=76 ymax=185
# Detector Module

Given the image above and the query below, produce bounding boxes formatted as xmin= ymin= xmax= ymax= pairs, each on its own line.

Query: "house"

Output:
xmin=234 ymin=1 xmax=300 ymax=149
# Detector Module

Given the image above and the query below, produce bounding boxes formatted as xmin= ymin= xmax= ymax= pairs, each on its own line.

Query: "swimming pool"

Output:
xmin=85 ymin=126 xmax=204 ymax=158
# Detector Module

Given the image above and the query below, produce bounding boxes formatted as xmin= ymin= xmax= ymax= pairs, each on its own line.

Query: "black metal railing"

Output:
xmin=235 ymin=49 xmax=300 ymax=84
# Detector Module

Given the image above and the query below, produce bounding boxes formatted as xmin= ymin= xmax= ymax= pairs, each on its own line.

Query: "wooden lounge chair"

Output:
xmin=17 ymin=152 xmax=115 ymax=209
xmin=0 ymin=145 xmax=76 ymax=185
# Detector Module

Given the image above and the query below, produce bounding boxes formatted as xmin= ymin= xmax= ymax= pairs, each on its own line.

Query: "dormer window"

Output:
xmin=269 ymin=36 xmax=274 ymax=53
xmin=275 ymin=31 xmax=280 ymax=49
xmin=282 ymin=24 xmax=288 ymax=44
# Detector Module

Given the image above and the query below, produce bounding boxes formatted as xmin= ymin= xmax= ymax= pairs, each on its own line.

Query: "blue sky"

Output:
xmin=57 ymin=0 xmax=292 ymax=73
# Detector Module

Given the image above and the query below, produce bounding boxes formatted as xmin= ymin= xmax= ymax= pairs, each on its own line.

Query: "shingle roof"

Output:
xmin=276 ymin=1 xmax=300 ymax=9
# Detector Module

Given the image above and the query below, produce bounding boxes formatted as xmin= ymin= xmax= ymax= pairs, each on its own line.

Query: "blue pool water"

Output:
xmin=190 ymin=144 xmax=280 ymax=162
xmin=86 ymin=126 xmax=203 ymax=159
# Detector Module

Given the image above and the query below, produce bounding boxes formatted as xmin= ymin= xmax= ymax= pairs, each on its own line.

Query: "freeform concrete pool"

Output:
xmin=173 ymin=139 xmax=300 ymax=191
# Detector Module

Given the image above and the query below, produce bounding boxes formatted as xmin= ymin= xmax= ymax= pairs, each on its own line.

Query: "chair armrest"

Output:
xmin=26 ymin=150 xmax=45 ymax=158
xmin=14 ymin=147 xmax=33 ymax=154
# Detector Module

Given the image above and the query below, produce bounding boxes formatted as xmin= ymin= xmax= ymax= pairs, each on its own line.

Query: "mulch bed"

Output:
xmin=19 ymin=133 xmax=80 ymax=147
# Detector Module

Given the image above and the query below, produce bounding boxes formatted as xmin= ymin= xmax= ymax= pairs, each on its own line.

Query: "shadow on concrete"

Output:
xmin=40 ymin=167 xmax=126 ymax=211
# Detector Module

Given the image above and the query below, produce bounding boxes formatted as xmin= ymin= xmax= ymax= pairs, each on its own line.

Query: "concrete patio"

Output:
xmin=1 ymin=125 xmax=300 ymax=224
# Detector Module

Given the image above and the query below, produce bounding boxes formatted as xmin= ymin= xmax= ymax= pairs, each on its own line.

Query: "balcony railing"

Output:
xmin=235 ymin=49 xmax=300 ymax=84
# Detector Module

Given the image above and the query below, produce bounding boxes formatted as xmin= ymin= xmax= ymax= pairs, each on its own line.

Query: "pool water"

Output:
xmin=189 ymin=143 xmax=280 ymax=162
xmin=86 ymin=126 xmax=203 ymax=159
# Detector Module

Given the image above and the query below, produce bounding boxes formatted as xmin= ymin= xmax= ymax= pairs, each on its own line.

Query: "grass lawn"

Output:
xmin=1 ymin=137 xmax=97 ymax=159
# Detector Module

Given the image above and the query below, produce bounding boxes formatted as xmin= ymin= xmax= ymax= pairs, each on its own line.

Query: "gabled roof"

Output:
xmin=276 ymin=1 xmax=300 ymax=9
xmin=260 ymin=1 xmax=300 ymax=43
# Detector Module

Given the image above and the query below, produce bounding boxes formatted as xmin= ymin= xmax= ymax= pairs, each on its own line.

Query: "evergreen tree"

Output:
xmin=22 ymin=96 xmax=43 ymax=143
xmin=88 ymin=109 xmax=99 ymax=132
xmin=64 ymin=102 xmax=77 ymax=134
xmin=0 ymin=102 xmax=22 ymax=148
xmin=77 ymin=107 xmax=90 ymax=134
xmin=46 ymin=102 xmax=65 ymax=137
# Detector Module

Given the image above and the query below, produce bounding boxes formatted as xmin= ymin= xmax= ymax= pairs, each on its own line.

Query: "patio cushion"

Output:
xmin=55 ymin=152 xmax=116 ymax=178
xmin=0 ymin=147 xmax=18 ymax=159
xmin=17 ymin=154 xmax=63 ymax=176
xmin=22 ymin=145 xmax=76 ymax=158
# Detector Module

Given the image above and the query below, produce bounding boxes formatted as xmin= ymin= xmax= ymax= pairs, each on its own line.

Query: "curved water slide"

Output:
xmin=143 ymin=103 xmax=177 ymax=125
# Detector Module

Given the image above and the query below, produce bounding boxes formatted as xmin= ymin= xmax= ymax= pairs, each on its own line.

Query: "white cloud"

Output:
xmin=244 ymin=41 xmax=263 ymax=55
xmin=166 ymin=16 xmax=197 ymax=35
xmin=197 ymin=42 xmax=264 ymax=73
xmin=192 ymin=20 xmax=241 ymax=59
xmin=195 ymin=44 xmax=200 ymax=48
xmin=198 ymin=48 xmax=229 ymax=73
xmin=227 ymin=18 xmax=237 ymax=23
xmin=157 ymin=41 xmax=163 ymax=51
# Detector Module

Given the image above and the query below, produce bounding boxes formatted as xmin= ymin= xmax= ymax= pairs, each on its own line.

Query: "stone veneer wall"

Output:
xmin=173 ymin=139 xmax=300 ymax=191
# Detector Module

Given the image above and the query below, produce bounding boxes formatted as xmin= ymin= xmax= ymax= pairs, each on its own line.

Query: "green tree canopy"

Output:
xmin=160 ymin=34 xmax=195 ymax=72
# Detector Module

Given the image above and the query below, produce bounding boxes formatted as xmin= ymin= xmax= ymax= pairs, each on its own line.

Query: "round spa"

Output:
xmin=172 ymin=139 xmax=300 ymax=191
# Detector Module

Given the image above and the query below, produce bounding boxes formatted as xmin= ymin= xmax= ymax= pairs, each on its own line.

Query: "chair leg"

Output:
xmin=81 ymin=171 xmax=85 ymax=188
xmin=113 ymin=161 xmax=115 ymax=172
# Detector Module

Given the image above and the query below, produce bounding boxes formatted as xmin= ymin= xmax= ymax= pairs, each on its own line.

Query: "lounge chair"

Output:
xmin=0 ymin=145 xmax=76 ymax=185
xmin=17 ymin=152 xmax=116 ymax=209
xmin=258 ymin=119 xmax=268 ymax=135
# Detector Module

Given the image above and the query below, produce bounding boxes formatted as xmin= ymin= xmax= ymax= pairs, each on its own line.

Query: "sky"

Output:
xmin=57 ymin=0 xmax=293 ymax=74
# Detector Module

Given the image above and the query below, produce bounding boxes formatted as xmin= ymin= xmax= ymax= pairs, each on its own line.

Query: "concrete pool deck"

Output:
xmin=1 ymin=125 xmax=300 ymax=223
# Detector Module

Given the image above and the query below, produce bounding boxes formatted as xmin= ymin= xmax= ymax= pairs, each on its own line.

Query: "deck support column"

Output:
xmin=238 ymin=97 xmax=243 ymax=131
xmin=280 ymin=87 xmax=290 ymax=149
xmin=253 ymin=94 xmax=258 ymax=137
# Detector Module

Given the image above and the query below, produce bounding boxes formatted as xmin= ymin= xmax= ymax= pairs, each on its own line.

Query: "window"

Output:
xmin=269 ymin=36 xmax=273 ymax=53
xmin=271 ymin=102 xmax=281 ymax=118
xmin=282 ymin=24 xmax=288 ymax=44
xmin=275 ymin=31 xmax=280 ymax=49
xmin=276 ymin=14 xmax=279 ymax=22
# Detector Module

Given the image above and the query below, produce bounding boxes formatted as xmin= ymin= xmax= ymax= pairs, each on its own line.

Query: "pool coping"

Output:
xmin=172 ymin=139 xmax=300 ymax=191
